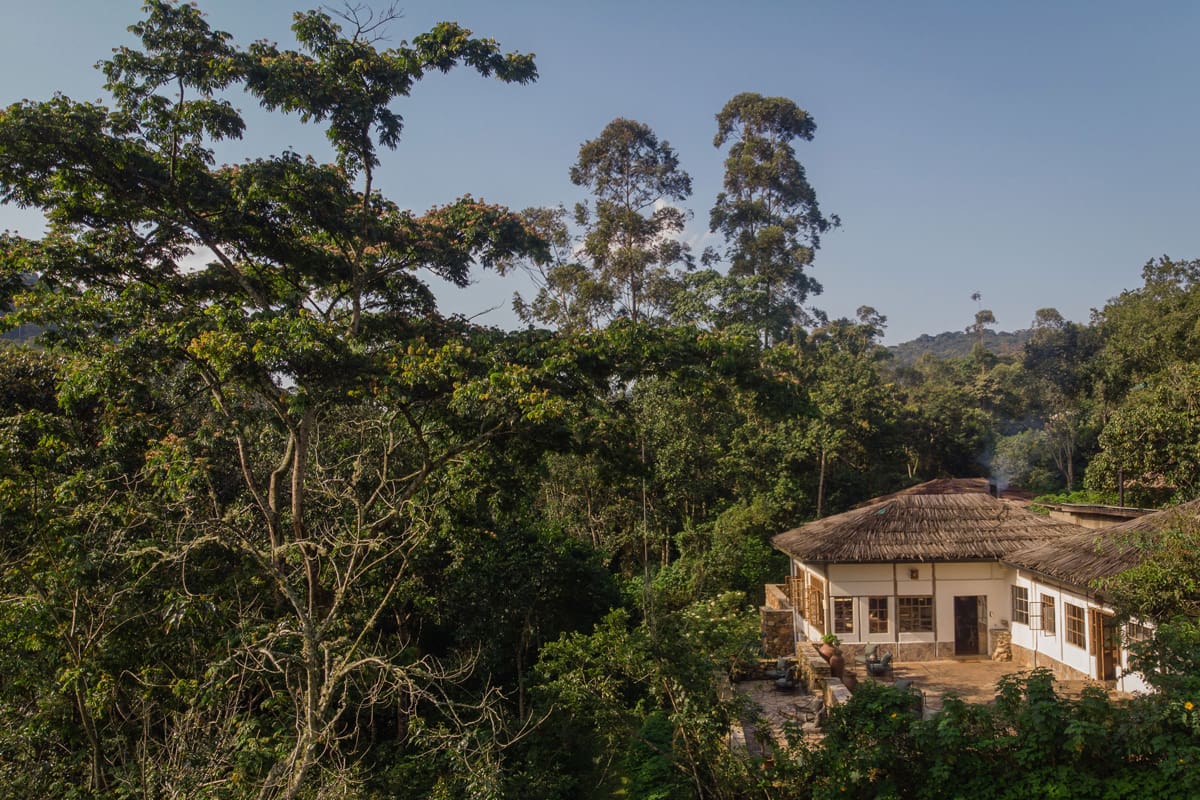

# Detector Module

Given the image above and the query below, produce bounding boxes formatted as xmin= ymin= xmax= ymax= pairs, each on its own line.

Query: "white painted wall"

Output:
xmin=1009 ymin=573 xmax=1092 ymax=678
xmin=814 ymin=561 xmax=1009 ymax=650
xmin=1010 ymin=570 xmax=1151 ymax=693
xmin=931 ymin=562 xmax=1011 ymax=653
xmin=1118 ymin=646 xmax=1153 ymax=693
xmin=789 ymin=558 xmax=1152 ymax=691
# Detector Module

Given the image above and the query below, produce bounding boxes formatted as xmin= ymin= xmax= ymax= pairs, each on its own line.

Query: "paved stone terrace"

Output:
xmin=736 ymin=658 xmax=1041 ymax=749
xmin=734 ymin=657 xmax=1127 ymax=753
xmin=889 ymin=657 xmax=1024 ymax=713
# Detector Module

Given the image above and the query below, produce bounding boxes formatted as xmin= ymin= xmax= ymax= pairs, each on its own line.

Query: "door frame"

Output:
xmin=953 ymin=594 xmax=987 ymax=656
xmin=1090 ymin=608 xmax=1119 ymax=681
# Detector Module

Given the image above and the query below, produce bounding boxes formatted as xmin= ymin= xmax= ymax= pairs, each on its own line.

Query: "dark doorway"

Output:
xmin=954 ymin=595 xmax=986 ymax=655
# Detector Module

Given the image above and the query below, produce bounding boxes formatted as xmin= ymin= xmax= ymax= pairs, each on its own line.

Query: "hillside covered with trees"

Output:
xmin=888 ymin=328 xmax=1033 ymax=366
xmin=1 ymin=4 xmax=1198 ymax=798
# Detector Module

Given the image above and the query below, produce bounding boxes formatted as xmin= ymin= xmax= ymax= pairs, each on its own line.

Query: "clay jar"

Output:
xmin=828 ymin=651 xmax=845 ymax=678
xmin=843 ymin=670 xmax=858 ymax=692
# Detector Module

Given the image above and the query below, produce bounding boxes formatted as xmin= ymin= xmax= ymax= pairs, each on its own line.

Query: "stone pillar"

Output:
xmin=990 ymin=628 xmax=1012 ymax=662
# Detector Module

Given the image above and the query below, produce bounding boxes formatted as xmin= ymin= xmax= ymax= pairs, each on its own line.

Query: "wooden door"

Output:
xmin=1090 ymin=609 xmax=1118 ymax=681
xmin=954 ymin=596 xmax=981 ymax=655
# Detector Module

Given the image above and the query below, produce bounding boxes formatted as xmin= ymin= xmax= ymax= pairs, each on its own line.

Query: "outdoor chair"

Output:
xmin=854 ymin=643 xmax=880 ymax=666
xmin=774 ymin=665 xmax=803 ymax=692
xmin=865 ymin=651 xmax=893 ymax=679
xmin=764 ymin=656 xmax=790 ymax=680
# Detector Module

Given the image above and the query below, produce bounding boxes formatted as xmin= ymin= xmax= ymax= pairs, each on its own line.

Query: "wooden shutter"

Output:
xmin=786 ymin=576 xmax=804 ymax=611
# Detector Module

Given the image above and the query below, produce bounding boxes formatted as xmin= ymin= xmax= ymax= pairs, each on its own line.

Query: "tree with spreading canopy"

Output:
xmin=0 ymin=2 xmax=561 ymax=797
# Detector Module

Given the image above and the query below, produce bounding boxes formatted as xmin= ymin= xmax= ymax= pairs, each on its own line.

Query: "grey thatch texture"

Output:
xmin=1007 ymin=499 xmax=1200 ymax=586
xmin=773 ymin=478 xmax=1084 ymax=564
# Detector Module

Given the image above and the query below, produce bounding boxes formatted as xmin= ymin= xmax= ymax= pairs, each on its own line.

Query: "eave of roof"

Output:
xmin=773 ymin=478 xmax=1086 ymax=564
xmin=1005 ymin=499 xmax=1200 ymax=586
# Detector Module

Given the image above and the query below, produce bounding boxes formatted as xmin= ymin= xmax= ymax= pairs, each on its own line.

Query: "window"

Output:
xmin=833 ymin=597 xmax=854 ymax=634
xmin=1040 ymin=595 xmax=1056 ymax=635
xmin=868 ymin=597 xmax=889 ymax=634
xmin=1125 ymin=620 xmax=1153 ymax=643
xmin=1065 ymin=603 xmax=1086 ymax=648
xmin=897 ymin=596 xmax=934 ymax=633
xmin=1011 ymin=585 xmax=1030 ymax=625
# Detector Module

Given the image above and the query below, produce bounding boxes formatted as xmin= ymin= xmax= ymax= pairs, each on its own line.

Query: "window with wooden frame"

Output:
xmin=897 ymin=596 xmax=934 ymax=632
xmin=1011 ymin=585 xmax=1030 ymax=625
xmin=1040 ymin=595 xmax=1056 ymax=635
xmin=868 ymin=596 xmax=889 ymax=634
xmin=1065 ymin=602 xmax=1086 ymax=648
xmin=833 ymin=597 xmax=854 ymax=634
xmin=1125 ymin=620 xmax=1153 ymax=643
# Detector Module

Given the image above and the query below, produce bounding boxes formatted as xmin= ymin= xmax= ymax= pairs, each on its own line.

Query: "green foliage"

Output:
xmin=889 ymin=328 xmax=1033 ymax=366
xmin=570 ymin=118 xmax=693 ymax=325
xmin=624 ymin=711 xmax=692 ymax=800
xmin=706 ymin=93 xmax=838 ymax=344
xmin=1031 ymin=488 xmax=1118 ymax=507
xmin=509 ymin=119 xmax=693 ymax=331
xmin=993 ymin=429 xmax=1060 ymax=494
xmin=1094 ymin=257 xmax=1200 ymax=391
xmin=1097 ymin=515 xmax=1200 ymax=625
xmin=767 ymin=670 xmax=1200 ymax=800
xmin=0 ymin=3 xmax=552 ymax=797
xmin=8 ymin=4 xmax=1200 ymax=799
xmin=1085 ymin=363 xmax=1200 ymax=504
xmin=1127 ymin=618 xmax=1200 ymax=695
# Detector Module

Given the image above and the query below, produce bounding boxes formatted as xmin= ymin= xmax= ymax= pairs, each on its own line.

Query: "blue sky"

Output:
xmin=3 ymin=0 xmax=1199 ymax=343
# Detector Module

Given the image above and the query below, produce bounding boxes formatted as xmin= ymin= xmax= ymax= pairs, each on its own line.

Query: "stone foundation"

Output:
xmin=896 ymin=642 xmax=942 ymax=661
xmin=1010 ymin=643 xmax=1092 ymax=682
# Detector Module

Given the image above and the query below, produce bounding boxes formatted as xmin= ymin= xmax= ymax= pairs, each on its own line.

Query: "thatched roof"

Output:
xmin=1006 ymin=499 xmax=1200 ymax=586
xmin=773 ymin=478 xmax=1084 ymax=564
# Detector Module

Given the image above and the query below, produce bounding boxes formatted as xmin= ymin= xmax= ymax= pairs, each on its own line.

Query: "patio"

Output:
xmin=734 ymin=658 xmax=1031 ymax=750
xmin=888 ymin=657 xmax=1025 ymax=712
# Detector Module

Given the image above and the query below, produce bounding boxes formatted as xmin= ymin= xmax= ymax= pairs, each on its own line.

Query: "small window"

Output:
xmin=898 ymin=596 xmax=934 ymax=633
xmin=1065 ymin=603 xmax=1086 ymax=648
xmin=868 ymin=596 xmax=889 ymax=634
xmin=1012 ymin=585 xmax=1030 ymax=625
xmin=833 ymin=597 xmax=854 ymax=634
xmin=1041 ymin=595 xmax=1056 ymax=636
xmin=1125 ymin=620 xmax=1153 ymax=643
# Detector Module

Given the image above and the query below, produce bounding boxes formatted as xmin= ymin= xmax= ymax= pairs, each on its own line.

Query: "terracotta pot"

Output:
xmin=829 ymin=652 xmax=845 ymax=678
xmin=843 ymin=670 xmax=858 ymax=692
xmin=818 ymin=642 xmax=836 ymax=660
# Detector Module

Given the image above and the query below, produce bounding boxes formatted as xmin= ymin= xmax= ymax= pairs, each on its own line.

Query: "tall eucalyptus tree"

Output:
xmin=707 ymin=93 xmax=837 ymax=345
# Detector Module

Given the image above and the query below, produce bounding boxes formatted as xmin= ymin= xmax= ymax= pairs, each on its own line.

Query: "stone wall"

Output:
xmin=795 ymin=642 xmax=832 ymax=692
xmin=824 ymin=676 xmax=851 ymax=710
xmin=761 ymin=608 xmax=795 ymax=659
xmin=764 ymin=583 xmax=791 ymax=610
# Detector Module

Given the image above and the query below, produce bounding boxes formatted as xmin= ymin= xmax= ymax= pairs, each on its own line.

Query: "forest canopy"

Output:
xmin=1 ymin=3 xmax=1199 ymax=799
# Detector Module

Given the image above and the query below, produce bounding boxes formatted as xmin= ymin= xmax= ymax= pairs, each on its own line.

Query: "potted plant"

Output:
xmin=818 ymin=633 xmax=841 ymax=660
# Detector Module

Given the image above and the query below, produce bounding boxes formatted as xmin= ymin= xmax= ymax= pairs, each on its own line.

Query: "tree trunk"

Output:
xmin=816 ymin=448 xmax=827 ymax=518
